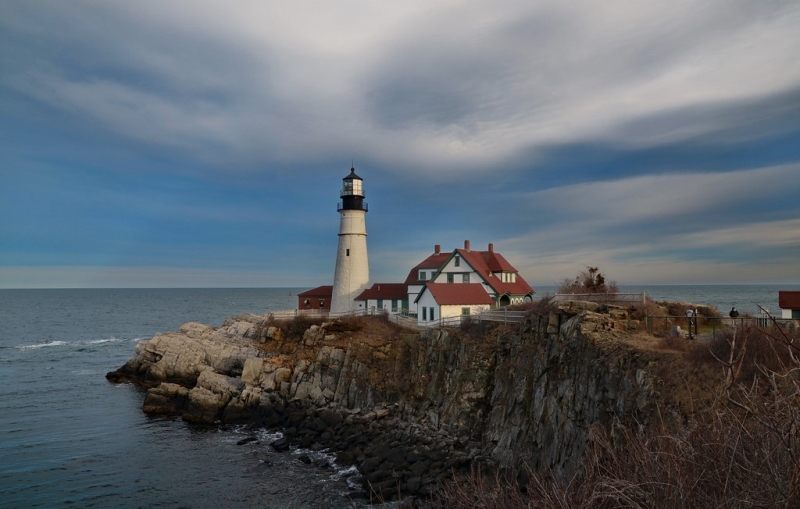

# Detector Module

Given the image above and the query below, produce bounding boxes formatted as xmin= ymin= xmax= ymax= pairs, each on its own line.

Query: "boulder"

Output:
xmin=242 ymin=358 xmax=264 ymax=385
xmin=143 ymin=382 xmax=189 ymax=414
xmin=183 ymin=386 xmax=226 ymax=423
xmin=671 ymin=325 xmax=688 ymax=338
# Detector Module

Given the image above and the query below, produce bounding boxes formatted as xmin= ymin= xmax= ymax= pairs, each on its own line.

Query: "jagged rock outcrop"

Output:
xmin=108 ymin=303 xmax=667 ymax=500
xmin=107 ymin=320 xmax=261 ymax=387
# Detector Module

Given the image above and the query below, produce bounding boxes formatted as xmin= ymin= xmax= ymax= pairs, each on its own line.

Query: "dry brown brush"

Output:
xmin=428 ymin=313 xmax=800 ymax=509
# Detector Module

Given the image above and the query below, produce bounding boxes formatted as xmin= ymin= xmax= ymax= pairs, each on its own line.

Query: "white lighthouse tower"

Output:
xmin=330 ymin=167 xmax=370 ymax=315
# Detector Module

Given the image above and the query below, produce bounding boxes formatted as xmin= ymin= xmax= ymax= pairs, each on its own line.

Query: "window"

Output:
xmin=419 ymin=271 xmax=427 ymax=280
xmin=319 ymin=299 xmax=325 ymax=308
xmin=461 ymin=307 xmax=470 ymax=315
xmin=304 ymin=298 xmax=311 ymax=307
xmin=462 ymin=273 xmax=470 ymax=283
xmin=447 ymin=273 xmax=454 ymax=283
xmin=454 ymin=256 xmax=460 ymax=267
xmin=346 ymin=249 xmax=350 ymax=256
xmin=429 ymin=307 xmax=435 ymax=321
xmin=422 ymin=307 xmax=427 ymax=321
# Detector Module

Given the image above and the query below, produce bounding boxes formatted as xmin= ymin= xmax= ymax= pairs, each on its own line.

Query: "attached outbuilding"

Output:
xmin=354 ymin=283 xmax=409 ymax=314
xmin=297 ymin=286 xmax=333 ymax=311
xmin=778 ymin=291 xmax=800 ymax=320
xmin=415 ymin=282 xmax=494 ymax=326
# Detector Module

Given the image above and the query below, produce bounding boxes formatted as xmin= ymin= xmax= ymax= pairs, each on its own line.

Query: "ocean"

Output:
xmin=1 ymin=285 xmax=797 ymax=508
xmin=0 ymin=288 xmax=361 ymax=509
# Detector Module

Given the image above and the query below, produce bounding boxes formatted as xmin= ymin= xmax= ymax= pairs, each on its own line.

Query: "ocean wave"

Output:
xmin=80 ymin=338 xmax=127 ymax=345
xmin=16 ymin=337 xmax=132 ymax=350
xmin=17 ymin=341 xmax=69 ymax=350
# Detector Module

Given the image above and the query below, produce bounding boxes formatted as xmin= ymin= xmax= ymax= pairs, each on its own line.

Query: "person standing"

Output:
xmin=729 ymin=306 xmax=739 ymax=327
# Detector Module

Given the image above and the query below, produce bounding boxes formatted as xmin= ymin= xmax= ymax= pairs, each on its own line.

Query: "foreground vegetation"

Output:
xmin=429 ymin=313 xmax=800 ymax=508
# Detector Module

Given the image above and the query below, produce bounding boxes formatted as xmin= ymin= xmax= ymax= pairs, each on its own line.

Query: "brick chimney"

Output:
xmin=488 ymin=243 xmax=494 ymax=252
xmin=464 ymin=240 xmax=471 ymax=251
xmin=434 ymin=244 xmax=441 ymax=254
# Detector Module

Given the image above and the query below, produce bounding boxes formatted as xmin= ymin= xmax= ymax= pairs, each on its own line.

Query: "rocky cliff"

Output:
xmin=107 ymin=302 xmax=672 ymax=500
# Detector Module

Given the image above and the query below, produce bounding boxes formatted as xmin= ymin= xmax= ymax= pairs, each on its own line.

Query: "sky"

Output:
xmin=1 ymin=0 xmax=799 ymax=289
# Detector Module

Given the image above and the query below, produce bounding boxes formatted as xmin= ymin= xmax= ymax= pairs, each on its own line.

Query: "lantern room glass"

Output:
xmin=342 ymin=179 xmax=362 ymax=196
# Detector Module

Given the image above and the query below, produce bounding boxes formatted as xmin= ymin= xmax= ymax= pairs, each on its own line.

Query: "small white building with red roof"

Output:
xmin=416 ymin=282 xmax=495 ymax=323
xmin=353 ymin=283 xmax=409 ymax=314
xmin=779 ymin=291 xmax=800 ymax=320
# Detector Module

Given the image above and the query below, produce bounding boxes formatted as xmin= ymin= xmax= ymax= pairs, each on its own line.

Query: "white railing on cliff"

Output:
xmin=417 ymin=308 xmax=529 ymax=329
xmin=265 ymin=308 xmax=421 ymax=329
xmin=264 ymin=307 xmax=527 ymax=330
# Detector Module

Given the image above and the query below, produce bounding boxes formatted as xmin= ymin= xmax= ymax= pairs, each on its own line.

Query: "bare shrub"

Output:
xmin=277 ymin=314 xmax=325 ymax=341
xmin=428 ymin=465 xmax=577 ymax=509
xmin=656 ymin=334 xmax=694 ymax=352
xmin=323 ymin=315 xmax=366 ymax=333
xmin=557 ymin=267 xmax=619 ymax=295
xmin=530 ymin=296 xmax=560 ymax=315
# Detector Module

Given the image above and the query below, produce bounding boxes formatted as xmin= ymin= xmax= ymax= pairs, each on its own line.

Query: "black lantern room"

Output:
xmin=338 ymin=167 xmax=368 ymax=212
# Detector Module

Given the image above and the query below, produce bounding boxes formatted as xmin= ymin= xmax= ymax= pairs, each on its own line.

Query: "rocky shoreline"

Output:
xmin=107 ymin=303 xmax=670 ymax=502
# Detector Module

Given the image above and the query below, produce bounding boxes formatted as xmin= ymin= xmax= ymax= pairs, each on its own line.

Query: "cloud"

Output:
xmin=1 ymin=1 xmax=799 ymax=287
xmin=3 ymin=1 xmax=799 ymax=176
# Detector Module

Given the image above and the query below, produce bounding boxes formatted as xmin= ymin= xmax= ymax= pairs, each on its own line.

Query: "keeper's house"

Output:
xmin=358 ymin=240 xmax=535 ymax=326
xmin=779 ymin=291 xmax=800 ymax=320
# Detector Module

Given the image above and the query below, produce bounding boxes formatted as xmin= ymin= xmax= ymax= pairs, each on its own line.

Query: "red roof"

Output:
xmin=779 ymin=291 xmax=800 ymax=309
xmin=404 ymin=252 xmax=451 ymax=284
xmin=403 ymin=243 xmax=535 ymax=298
xmin=298 ymin=286 xmax=333 ymax=297
xmin=420 ymin=283 xmax=494 ymax=305
xmin=355 ymin=283 xmax=408 ymax=301
xmin=455 ymin=249 xmax=535 ymax=297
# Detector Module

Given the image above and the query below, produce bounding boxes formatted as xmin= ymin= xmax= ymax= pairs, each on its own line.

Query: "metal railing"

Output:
xmin=646 ymin=314 xmax=774 ymax=339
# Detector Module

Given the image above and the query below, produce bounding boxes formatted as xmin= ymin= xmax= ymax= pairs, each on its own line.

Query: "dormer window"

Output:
xmin=454 ymin=256 xmax=460 ymax=267
xmin=419 ymin=270 xmax=427 ymax=281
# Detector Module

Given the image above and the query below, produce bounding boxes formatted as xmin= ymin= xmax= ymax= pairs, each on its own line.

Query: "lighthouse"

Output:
xmin=330 ymin=167 xmax=370 ymax=315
